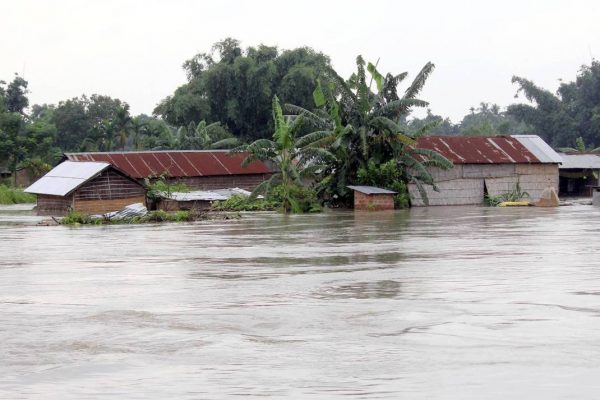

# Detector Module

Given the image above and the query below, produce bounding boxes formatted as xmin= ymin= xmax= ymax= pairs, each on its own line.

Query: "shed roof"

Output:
xmin=558 ymin=153 xmax=600 ymax=169
xmin=64 ymin=150 xmax=271 ymax=179
xmin=25 ymin=161 xmax=111 ymax=196
xmin=512 ymin=135 xmax=563 ymax=163
xmin=347 ymin=185 xmax=397 ymax=194
xmin=415 ymin=135 xmax=560 ymax=164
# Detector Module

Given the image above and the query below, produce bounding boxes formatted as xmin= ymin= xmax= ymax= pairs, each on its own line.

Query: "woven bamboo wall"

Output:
xmin=37 ymin=194 xmax=74 ymax=216
xmin=74 ymin=196 xmax=146 ymax=214
xmin=165 ymin=173 xmax=272 ymax=191
xmin=74 ymin=169 xmax=145 ymax=201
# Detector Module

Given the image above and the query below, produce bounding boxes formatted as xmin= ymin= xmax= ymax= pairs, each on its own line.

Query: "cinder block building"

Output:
xmin=408 ymin=135 xmax=562 ymax=206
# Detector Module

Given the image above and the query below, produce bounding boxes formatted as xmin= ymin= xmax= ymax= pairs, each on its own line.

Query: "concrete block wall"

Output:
xmin=409 ymin=163 xmax=559 ymax=206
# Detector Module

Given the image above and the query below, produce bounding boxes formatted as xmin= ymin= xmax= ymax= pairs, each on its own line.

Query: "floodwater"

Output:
xmin=1 ymin=204 xmax=600 ymax=399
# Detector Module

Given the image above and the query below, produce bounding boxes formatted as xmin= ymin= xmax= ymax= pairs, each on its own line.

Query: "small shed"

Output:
xmin=63 ymin=150 xmax=273 ymax=191
xmin=409 ymin=135 xmax=562 ymax=206
xmin=25 ymin=161 xmax=146 ymax=216
xmin=557 ymin=153 xmax=600 ymax=197
xmin=347 ymin=186 xmax=396 ymax=210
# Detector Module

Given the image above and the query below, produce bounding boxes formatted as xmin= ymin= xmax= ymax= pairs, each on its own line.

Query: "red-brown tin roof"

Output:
xmin=64 ymin=151 xmax=272 ymax=178
xmin=416 ymin=136 xmax=540 ymax=164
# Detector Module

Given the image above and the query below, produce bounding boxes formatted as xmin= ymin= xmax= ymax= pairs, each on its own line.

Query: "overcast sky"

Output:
xmin=2 ymin=0 xmax=599 ymax=122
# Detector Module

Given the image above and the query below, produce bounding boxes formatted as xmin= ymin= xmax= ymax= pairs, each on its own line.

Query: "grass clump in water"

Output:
xmin=0 ymin=185 xmax=36 ymax=205
xmin=211 ymin=195 xmax=279 ymax=212
xmin=59 ymin=209 xmax=219 ymax=225
xmin=61 ymin=211 xmax=102 ymax=225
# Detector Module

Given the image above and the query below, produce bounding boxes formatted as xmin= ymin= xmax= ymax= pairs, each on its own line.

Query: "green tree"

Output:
xmin=557 ymin=136 xmax=600 ymax=153
xmin=154 ymin=38 xmax=332 ymax=141
xmin=0 ymin=76 xmax=59 ymax=184
xmin=506 ymin=62 xmax=600 ymax=147
xmin=291 ymin=56 xmax=452 ymax=206
xmin=52 ymin=95 xmax=131 ymax=151
xmin=237 ymin=96 xmax=325 ymax=213
xmin=178 ymin=120 xmax=238 ymax=150
xmin=5 ymin=74 xmax=29 ymax=114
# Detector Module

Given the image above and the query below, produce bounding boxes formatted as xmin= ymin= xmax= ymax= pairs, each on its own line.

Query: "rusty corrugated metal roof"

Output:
xmin=416 ymin=136 xmax=546 ymax=164
xmin=64 ymin=150 xmax=272 ymax=178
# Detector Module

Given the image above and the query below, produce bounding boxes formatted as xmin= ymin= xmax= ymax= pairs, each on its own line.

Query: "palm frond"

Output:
xmin=295 ymin=130 xmax=334 ymax=148
xmin=210 ymin=137 xmax=239 ymax=149
xmin=410 ymin=148 xmax=453 ymax=169
xmin=403 ymin=62 xmax=435 ymax=100
xmin=375 ymin=98 xmax=429 ymax=118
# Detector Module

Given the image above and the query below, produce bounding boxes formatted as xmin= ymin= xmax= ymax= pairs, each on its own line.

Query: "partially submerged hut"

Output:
xmin=557 ymin=153 xmax=600 ymax=197
xmin=25 ymin=161 xmax=145 ymax=216
xmin=63 ymin=150 xmax=272 ymax=191
xmin=409 ymin=135 xmax=562 ymax=206
xmin=348 ymin=186 xmax=396 ymax=211
xmin=157 ymin=188 xmax=253 ymax=211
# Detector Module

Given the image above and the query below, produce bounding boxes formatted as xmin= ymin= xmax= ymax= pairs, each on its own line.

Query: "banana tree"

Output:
xmin=288 ymin=56 xmax=452 ymax=206
xmin=235 ymin=96 xmax=333 ymax=213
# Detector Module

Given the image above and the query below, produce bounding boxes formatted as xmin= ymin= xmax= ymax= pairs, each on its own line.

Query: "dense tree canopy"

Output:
xmin=508 ymin=61 xmax=600 ymax=147
xmin=154 ymin=38 xmax=332 ymax=141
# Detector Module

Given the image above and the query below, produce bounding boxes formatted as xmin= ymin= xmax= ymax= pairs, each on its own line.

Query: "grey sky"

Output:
xmin=2 ymin=0 xmax=599 ymax=122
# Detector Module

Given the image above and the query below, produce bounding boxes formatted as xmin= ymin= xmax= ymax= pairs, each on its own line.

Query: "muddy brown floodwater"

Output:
xmin=1 ymin=204 xmax=600 ymax=399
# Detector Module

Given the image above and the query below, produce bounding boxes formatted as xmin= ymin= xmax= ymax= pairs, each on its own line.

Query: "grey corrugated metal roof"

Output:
xmin=558 ymin=153 xmax=600 ymax=169
xmin=512 ymin=135 xmax=563 ymax=164
xmin=164 ymin=191 xmax=228 ymax=201
xmin=24 ymin=161 xmax=110 ymax=196
xmin=162 ymin=188 xmax=257 ymax=202
xmin=347 ymin=185 xmax=397 ymax=194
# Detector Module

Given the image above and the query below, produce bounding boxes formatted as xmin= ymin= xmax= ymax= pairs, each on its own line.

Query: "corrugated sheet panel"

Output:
xmin=511 ymin=135 xmax=563 ymax=164
xmin=347 ymin=185 xmax=397 ymax=194
xmin=558 ymin=153 xmax=600 ymax=169
xmin=64 ymin=151 xmax=271 ymax=178
xmin=416 ymin=136 xmax=542 ymax=164
xmin=25 ymin=161 xmax=110 ymax=196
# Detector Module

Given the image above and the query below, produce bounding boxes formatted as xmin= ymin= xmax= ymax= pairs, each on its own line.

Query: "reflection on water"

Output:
xmin=1 ymin=204 xmax=600 ymax=399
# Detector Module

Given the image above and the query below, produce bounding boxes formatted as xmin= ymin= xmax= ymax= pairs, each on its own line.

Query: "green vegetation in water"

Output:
xmin=0 ymin=185 xmax=36 ymax=205
xmin=59 ymin=209 xmax=239 ymax=225
xmin=145 ymin=176 xmax=190 ymax=201
xmin=211 ymin=195 xmax=279 ymax=212
xmin=484 ymin=179 xmax=530 ymax=206
xmin=212 ymin=185 xmax=321 ymax=213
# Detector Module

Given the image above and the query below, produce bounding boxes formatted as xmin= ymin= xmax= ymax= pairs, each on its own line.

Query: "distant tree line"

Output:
xmin=2 ymin=37 xmax=600 ymax=186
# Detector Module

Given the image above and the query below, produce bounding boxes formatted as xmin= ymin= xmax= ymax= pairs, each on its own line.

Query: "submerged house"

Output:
xmin=63 ymin=150 xmax=272 ymax=191
xmin=25 ymin=161 xmax=145 ymax=216
xmin=408 ymin=135 xmax=562 ymax=206
xmin=348 ymin=186 xmax=396 ymax=211
xmin=557 ymin=153 xmax=600 ymax=197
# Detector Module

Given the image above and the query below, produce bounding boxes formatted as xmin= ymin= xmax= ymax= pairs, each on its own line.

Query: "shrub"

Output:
xmin=61 ymin=211 xmax=101 ymax=225
xmin=0 ymin=185 xmax=37 ymax=205
xmin=145 ymin=176 xmax=189 ymax=201
xmin=212 ymin=195 xmax=279 ymax=212
xmin=356 ymin=160 xmax=410 ymax=209
xmin=269 ymin=185 xmax=322 ymax=213
xmin=174 ymin=210 xmax=192 ymax=222
xmin=145 ymin=210 xmax=169 ymax=222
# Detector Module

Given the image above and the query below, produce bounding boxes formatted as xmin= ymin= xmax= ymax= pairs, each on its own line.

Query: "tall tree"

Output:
xmin=508 ymin=61 xmax=600 ymax=147
xmin=290 ymin=56 xmax=452 ymax=206
xmin=154 ymin=38 xmax=332 ymax=141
